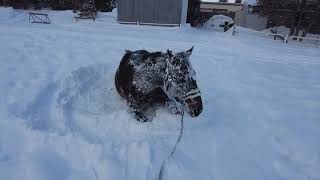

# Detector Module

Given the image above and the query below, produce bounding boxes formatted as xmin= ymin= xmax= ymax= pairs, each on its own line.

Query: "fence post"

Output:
xmin=284 ymin=34 xmax=289 ymax=43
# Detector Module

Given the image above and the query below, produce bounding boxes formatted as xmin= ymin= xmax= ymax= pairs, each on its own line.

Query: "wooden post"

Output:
xmin=284 ymin=34 xmax=289 ymax=43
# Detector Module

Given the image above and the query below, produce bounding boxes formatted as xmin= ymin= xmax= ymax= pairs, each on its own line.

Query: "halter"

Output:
xmin=165 ymin=58 xmax=201 ymax=102
xmin=183 ymin=89 xmax=201 ymax=101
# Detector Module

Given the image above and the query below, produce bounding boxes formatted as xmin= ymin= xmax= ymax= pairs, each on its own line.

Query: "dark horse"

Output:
xmin=115 ymin=47 xmax=203 ymax=122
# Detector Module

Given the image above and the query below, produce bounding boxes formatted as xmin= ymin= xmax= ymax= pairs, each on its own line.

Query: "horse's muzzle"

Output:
xmin=185 ymin=96 xmax=203 ymax=117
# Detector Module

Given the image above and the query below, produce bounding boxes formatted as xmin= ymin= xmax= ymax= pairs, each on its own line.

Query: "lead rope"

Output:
xmin=157 ymin=107 xmax=185 ymax=180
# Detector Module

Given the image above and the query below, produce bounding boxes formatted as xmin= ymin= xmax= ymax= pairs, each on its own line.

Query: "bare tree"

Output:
xmin=258 ymin=0 xmax=320 ymax=38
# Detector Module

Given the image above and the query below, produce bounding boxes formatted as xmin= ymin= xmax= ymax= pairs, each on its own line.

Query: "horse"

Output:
xmin=114 ymin=46 xmax=203 ymax=122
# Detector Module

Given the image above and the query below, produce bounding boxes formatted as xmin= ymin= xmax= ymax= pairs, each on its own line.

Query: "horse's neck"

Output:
xmin=153 ymin=60 xmax=167 ymax=79
xmin=133 ymin=59 xmax=167 ymax=93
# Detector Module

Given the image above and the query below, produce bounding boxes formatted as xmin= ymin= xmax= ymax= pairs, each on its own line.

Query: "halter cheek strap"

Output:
xmin=165 ymin=58 xmax=201 ymax=101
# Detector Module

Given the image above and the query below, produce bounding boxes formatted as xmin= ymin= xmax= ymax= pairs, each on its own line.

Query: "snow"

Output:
xmin=1 ymin=6 xmax=320 ymax=180
xmin=261 ymin=26 xmax=320 ymax=47
xmin=263 ymin=25 xmax=320 ymax=39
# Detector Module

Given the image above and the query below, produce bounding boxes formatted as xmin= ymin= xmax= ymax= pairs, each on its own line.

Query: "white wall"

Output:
xmin=234 ymin=4 xmax=267 ymax=31
xmin=181 ymin=0 xmax=189 ymax=25
xmin=245 ymin=14 xmax=268 ymax=31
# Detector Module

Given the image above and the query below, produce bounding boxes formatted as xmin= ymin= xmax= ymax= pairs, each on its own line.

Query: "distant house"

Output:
xmin=234 ymin=1 xmax=268 ymax=31
xmin=187 ymin=0 xmax=268 ymax=30
xmin=187 ymin=0 xmax=244 ymax=26
xmin=116 ymin=0 xmax=269 ymax=30
xmin=117 ymin=0 xmax=189 ymax=26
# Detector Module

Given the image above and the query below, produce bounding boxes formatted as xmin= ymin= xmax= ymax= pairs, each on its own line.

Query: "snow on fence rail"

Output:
xmin=285 ymin=35 xmax=320 ymax=48
xmin=248 ymin=30 xmax=320 ymax=48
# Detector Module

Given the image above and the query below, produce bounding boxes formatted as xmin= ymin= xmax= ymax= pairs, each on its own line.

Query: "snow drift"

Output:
xmin=1 ymin=7 xmax=320 ymax=180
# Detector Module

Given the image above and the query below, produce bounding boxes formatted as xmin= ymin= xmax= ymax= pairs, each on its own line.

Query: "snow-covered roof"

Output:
xmin=200 ymin=0 xmax=243 ymax=3
xmin=244 ymin=0 xmax=257 ymax=5
xmin=200 ymin=0 xmax=257 ymax=5
xmin=200 ymin=1 xmax=243 ymax=12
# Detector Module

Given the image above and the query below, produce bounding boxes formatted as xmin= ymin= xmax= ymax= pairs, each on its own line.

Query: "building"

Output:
xmin=116 ymin=0 xmax=269 ymax=31
xmin=117 ymin=0 xmax=189 ymax=26
xmin=234 ymin=1 xmax=268 ymax=31
xmin=187 ymin=0 xmax=268 ymax=30
xmin=187 ymin=0 xmax=244 ymax=26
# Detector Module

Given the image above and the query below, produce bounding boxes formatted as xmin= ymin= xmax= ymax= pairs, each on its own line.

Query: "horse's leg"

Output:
xmin=127 ymin=100 xmax=149 ymax=122
xmin=166 ymin=98 xmax=182 ymax=115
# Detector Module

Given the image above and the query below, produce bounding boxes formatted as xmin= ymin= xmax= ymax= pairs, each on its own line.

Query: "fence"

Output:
xmin=250 ymin=30 xmax=320 ymax=48
xmin=29 ymin=13 xmax=50 ymax=24
xmin=285 ymin=35 xmax=320 ymax=48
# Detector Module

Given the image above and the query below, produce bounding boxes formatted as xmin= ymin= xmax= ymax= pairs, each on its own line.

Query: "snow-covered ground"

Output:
xmin=1 ymin=7 xmax=320 ymax=180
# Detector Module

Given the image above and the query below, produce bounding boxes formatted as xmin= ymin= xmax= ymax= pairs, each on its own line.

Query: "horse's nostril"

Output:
xmin=193 ymin=108 xmax=202 ymax=117
xmin=195 ymin=109 xmax=199 ymax=116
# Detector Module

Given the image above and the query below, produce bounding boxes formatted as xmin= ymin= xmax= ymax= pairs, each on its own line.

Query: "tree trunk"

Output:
xmin=290 ymin=12 xmax=297 ymax=35
xmin=301 ymin=13 xmax=318 ymax=40
xmin=293 ymin=0 xmax=306 ymax=40
xmin=302 ymin=0 xmax=320 ymax=37
xmin=290 ymin=0 xmax=299 ymax=36
xmin=293 ymin=12 xmax=303 ymax=38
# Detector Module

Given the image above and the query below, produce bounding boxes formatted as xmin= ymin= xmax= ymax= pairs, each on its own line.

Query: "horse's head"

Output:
xmin=164 ymin=46 xmax=203 ymax=118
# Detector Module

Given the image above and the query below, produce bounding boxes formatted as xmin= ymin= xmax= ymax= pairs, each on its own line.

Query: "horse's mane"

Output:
xmin=124 ymin=49 xmax=163 ymax=63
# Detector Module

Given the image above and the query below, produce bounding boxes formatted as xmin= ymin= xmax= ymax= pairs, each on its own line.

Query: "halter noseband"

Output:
xmin=183 ymin=89 xmax=201 ymax=101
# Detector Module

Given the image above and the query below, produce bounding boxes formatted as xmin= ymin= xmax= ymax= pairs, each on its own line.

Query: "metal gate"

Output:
xmin=117 ymin=0 xmax=182 ymax=25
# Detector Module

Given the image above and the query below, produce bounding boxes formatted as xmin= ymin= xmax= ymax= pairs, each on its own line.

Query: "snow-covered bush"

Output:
xmin=204 ymin=15 xmax=234 ymax=32
xmin=78 ymin=0 xmax=96 ymax=18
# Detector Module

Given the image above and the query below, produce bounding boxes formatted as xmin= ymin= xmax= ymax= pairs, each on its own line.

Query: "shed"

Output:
xmin=117 ymin=0 xmax=189 ymax=26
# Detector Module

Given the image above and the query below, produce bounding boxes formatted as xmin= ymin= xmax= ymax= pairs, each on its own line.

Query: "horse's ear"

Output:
xmin=186 ymin=46 xmax=194 ymax=57
xmin=166 ymin=49 xmax=173 ymax=58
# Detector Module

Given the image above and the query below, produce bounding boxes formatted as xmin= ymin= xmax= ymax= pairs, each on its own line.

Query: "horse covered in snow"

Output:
xmin=115 ymin=47 xmax=203 ymax=122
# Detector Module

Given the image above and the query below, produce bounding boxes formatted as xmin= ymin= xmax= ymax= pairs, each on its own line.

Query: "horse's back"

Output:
xmin=115 ymin=49 xmax=164 ymax=99
xmin=115 ymin=51 xmax=134 ymax=98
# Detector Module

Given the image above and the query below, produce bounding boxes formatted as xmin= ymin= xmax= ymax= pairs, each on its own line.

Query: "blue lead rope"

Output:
xmin=158 ymin=108 xmax=185 ymax=180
